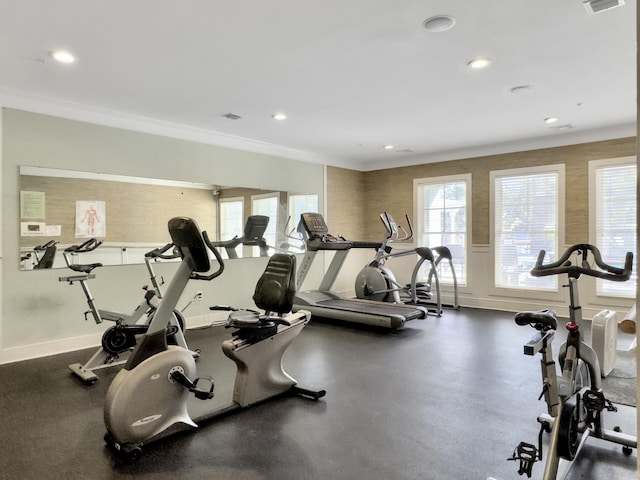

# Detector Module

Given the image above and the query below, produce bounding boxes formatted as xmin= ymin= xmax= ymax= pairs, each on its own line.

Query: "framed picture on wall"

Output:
xmin=75 ymin=200 xmax=106 ymax=238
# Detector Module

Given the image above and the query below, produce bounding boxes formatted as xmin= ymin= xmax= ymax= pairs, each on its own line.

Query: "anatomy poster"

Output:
xmin=75 ymin=200 xmax=106 ymax=238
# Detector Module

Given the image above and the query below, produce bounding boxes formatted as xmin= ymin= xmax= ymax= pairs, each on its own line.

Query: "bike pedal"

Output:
xmin=507 ymin=441 xmax=539 ymax=478
xmin=582 ymin=389 xmax=615 ymax=413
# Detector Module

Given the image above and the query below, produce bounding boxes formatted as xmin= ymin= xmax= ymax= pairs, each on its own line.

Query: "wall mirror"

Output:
xmin=19 ymin=166 xmax=317 ymax=270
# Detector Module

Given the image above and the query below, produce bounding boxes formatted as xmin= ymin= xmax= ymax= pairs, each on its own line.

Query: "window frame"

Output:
xmin=588 ymin=156 xmax=637 ymax=298
xmin=251 ymin=192 xmax=280 ymax=251
xmin=413 ymin=173 xmax=471 ymax=288
xmin=490 ymin=164 xmax=565 ymax=293
xmin=218 ymin=196 xmax=244 ymax=243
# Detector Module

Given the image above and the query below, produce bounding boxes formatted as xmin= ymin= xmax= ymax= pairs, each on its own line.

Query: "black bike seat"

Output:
xmin=514 ymin=309 xmax=557 ymax=330
xmin=68 ymin=262 xmax=103 ymax=274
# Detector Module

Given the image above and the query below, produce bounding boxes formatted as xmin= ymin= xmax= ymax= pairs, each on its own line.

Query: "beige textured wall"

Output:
xmin=20 ymin=175 xmax=216 ymax=247
xmin=328 ymin=137 xmax=636 ymax=244
xmin=326 ymin=166 xmax=367 ymax=240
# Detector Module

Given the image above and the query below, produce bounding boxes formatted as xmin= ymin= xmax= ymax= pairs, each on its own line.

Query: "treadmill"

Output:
xmin=293 ymin=212 xmax=429 ymax=329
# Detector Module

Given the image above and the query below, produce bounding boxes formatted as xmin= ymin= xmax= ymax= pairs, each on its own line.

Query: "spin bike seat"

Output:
xmin=514 ymin=309 xmax=557 ymax=331
xmin=68 ymin=262 xmax=103 ymax=274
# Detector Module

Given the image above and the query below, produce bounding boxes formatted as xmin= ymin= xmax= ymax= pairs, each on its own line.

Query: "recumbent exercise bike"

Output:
xmin=103 ymin=217 xmax=325 ymax=462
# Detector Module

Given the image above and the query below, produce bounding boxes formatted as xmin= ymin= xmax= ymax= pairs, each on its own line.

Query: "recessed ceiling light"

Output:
xmin=544 ymin=117 xmax=559 ymax=124
xmin=272 ymin=112 xmax=287 ymax=120
xmin=49 ymin=49 xmax=75 ymax=64
xmin=549 ymin=124 xmax=573 ymax=131
xmin=422 ymin=15 xmax=456 ymax=33
xmin=510 ymin=85 xmax=534 ymax=94
xmin=383 ymin=145 xmax=394 ymax=150
xmin=467 ymin=57 xmax=492 ymax=69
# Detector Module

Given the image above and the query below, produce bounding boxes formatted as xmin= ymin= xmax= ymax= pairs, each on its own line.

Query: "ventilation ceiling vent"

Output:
xmin=583 ymin=0 xmax=625 ymax=14
xmin=221 ymin=112 xmax=242 ymax=120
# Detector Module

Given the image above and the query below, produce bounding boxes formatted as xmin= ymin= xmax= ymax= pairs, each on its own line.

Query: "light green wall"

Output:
xmin=0 ymin=108 xmax=324 ymax=361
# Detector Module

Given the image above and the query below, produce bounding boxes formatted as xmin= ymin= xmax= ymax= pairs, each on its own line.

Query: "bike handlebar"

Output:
xmin=145 ymin=242 xmax=180 ymax=260
xmin=531 ymin=244 xmax=633 ymax=281
xmin=190 ymin=230 xmax=225 ymax=281
xmin=64 ymin=238 xmax=102 ymax=253
xmin=35 ymin=240 xmax=58 ymax=251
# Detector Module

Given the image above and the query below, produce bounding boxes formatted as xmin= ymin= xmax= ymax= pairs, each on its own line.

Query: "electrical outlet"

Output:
xmin=195 ymin=291 xmax=203 ymax=301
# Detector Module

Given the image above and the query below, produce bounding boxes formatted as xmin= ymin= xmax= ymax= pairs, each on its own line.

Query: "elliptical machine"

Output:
xmin=355 ymin=212 xmax=443 ymax=314
xmin=104 ymin=217 xmax=325 ymax=462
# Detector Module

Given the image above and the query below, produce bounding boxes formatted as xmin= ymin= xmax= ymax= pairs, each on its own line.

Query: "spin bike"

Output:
xmin=21 ymin=240 xmax=59 ymax=269
xmin=509 ymin=244 xmax=636 ymax=479
xmin=60 ymin=239 xmax=195 ymax=385
xmin=104 ymin=217 xmax=325 ymax=462
xmin=355 ymin=212 xmax=443 ymax=315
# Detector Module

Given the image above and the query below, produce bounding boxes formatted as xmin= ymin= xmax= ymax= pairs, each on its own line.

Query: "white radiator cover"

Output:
xmin=591 ymin=309 xmax=618 ymax=377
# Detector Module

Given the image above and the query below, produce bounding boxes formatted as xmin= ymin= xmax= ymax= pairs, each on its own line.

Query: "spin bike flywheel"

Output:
xmin=557 ymin=391 xmax=588 ymax=460
xmin=101 ymin=325 xmax=138 ymax=356
xmin=101 ymin=310 xmax=187 ymax=356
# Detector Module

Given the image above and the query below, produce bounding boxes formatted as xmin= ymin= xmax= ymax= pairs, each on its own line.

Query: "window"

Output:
xmin=252 ymin=193 xmax=279 ymax=250
xmin=414 ymin=174 xmax=470 ymax=286
xmin=288 ymin=193 xmax=319 ymax=226
xmin=219 ymin=197 xmax=244 ymax=243
xmin=589 ymin=157 xmax=637 ymax=297
xmin=286 ymin=193 xmax=319 ymax=251
xmin=491 ymin=165 xmax=564 ymax=291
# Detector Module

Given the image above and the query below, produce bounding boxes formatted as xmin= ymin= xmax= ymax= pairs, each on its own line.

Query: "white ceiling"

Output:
xmin=0 ymin=0 xmax=636 ymax=171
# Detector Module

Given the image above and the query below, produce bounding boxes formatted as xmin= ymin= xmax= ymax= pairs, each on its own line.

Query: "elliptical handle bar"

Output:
xmin=190 ymin=230 xmax=225 ymax=281
xmin=531 ymin=244 xmax=633 ymax=281
xmin=64 ymin=237 xmax=102 ymax=254
xmin=380 ymin=212 xmax=414 ymax=242
xmin=145 ymin=242 xmax=180 ymax=260
xmin=404 ymin=214 xmax=414 ymax=242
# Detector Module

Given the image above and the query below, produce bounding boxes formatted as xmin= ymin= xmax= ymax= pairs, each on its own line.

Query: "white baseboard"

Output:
xmin=0 ymin=312 xmax=224 ymax=365
xmin=0 ymin=301 xmax=624 ymax=365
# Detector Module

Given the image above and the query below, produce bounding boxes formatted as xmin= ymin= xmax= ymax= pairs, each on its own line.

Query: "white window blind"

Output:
xmin=493 ymin=167 xmax=561 ymax=291
xmin=591 ymin=160 xmax=637 ymax=296
xmin=219 ymin=198 xmax=243 ymax=243
xmin=288 ymin=194 xmax=318 ymax=228
xmin=252 ymin=193 xmax=278 ymax=250
xmin=287 ymin=193 xmax=318 ymax=250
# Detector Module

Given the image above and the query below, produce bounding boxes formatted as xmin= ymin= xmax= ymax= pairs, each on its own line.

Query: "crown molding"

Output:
xmin=0 ymin=87 xmax=350 ymax=168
